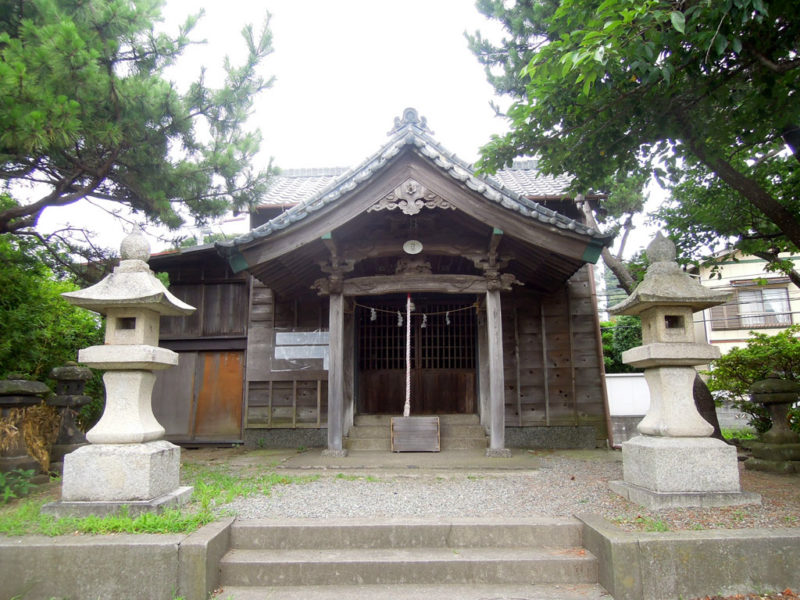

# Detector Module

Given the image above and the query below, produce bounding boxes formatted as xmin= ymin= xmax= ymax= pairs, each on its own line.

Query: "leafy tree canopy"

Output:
xmin=0 ymin=215 xmax=103 ymax=380
xmin=469 ymin=0 xmax=800 ymax=284
xmin=0 ymin=0 xmax=274 ymax=269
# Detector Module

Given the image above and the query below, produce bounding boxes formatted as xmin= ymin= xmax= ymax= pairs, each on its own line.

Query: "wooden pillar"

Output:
xmin=486 ymin=288 xmax=511 ymax=457
xmin=324 ymin=292 xmax=347 ymax=456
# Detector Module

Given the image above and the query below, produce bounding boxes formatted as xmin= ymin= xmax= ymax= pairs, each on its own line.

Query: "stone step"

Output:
xmin=345 ymin=436 xmax=486 ymax=450
xmin=353 ymin=413 xmax=480 ymax=426
xmin=345 ymin=437 xmax=390 ymax=451
xmin=219 ymin=546 xmax=597 ymax=587
xmin=229 ymin=518 xmax=583 ymax=550
xmin=347 ymin=423 xmax=486 ymax=439
xmin=441 ymin=437 xmax=487 ymax=449
xmin=217 ymin=583 xmax=611 ymax=600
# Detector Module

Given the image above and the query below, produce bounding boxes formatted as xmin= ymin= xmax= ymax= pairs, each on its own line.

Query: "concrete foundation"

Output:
xmin=244 ymin=427 xmax=327 ymax=449
xmin=504 ymin=426 xmax=597 ymax=449
xmin=43 ymin=485 xmax=193 ymax=518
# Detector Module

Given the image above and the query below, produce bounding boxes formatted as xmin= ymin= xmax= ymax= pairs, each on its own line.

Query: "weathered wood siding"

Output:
xmin=152 ymin=255 xmax=248 ymax=442
xmin=245 ymin=281 xmax=329 ymax=429
xmin=502 ymin=266 xmax=608 ymax=443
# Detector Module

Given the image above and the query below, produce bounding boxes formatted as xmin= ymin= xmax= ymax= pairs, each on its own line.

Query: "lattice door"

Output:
xmin=357 ymin=297 xmax=476 ymax=414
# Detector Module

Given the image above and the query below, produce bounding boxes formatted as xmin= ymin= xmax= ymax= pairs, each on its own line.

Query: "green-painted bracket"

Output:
xmin=581 ymin=239 xmax=604 ymax=264
xmin=228 ymin=248 xmax=249 ymax=273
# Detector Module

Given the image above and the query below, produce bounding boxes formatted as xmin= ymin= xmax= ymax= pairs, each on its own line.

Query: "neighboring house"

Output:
xmin=149 ymin=109 xmax=615 ymax=454
xmin=694 ymin=251 xmax=799 ymax=354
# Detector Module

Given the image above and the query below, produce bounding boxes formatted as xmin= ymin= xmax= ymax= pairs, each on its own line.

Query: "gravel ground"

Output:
xmin=211 ymin=451 xmax=800 ymax=532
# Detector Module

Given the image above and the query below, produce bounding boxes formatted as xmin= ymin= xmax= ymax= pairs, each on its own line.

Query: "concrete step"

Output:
xmin=219 ymin=546 xmax=597 ymax=586
xmin=347 ymin=425 xmax=390 ymax=439
xmin=441 ymin=437 xmax=487 ymax=449
xmin=229 ymin=518 xmax=584 ymax=550
xmin=354 ymin=414 xmax=481 ymax=426
xmin=347 ymin=423 xmax=486 ymax=439
xmin=217 ymin=583 xmax=611 ymax=600
xmin=345 ymin=437 xmax=391 ymax=450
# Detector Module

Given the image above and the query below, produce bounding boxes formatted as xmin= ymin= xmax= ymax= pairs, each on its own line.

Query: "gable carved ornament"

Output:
xmin=368 ymin=178 xmax=456 ymax=216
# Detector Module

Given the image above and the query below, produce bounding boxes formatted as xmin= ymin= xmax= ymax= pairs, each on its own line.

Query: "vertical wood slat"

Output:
xmin=567 ymin=288 xmax=578 ymax=425
xmin=540 ymin=301 xmax=550 ymax=426
xmin=514 ymin=306 xmax=522 ymax=427
xmin=316 ymin=379 xmax=322 ymax=427
xmin=292 ymin=379 xmax=297 ymax=427
xmin=268 ymin=380 xmax=273 ymax=427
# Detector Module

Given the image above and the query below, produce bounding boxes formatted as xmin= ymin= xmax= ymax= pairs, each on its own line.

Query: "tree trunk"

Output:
xmin=694 ymin=373 xmax=725 ymax=442
xmin=682 ymin=129 xmax=800 ymax=250
xmin=578 ymin=199 xmax=636 ymax=294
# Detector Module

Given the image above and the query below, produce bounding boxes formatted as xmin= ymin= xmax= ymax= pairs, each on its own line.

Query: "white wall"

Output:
xmin=605 ymin=373 xmax=650 ymax=416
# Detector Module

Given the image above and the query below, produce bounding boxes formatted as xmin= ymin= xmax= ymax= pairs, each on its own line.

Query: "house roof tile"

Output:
xmin=222 ymin=109 xmax=611 ymax=251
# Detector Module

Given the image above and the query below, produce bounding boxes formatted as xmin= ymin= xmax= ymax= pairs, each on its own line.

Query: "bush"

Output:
xmin=601 ymin=315 xmax=643 ymax=374
xmin=0 ymin=468 xmax=35 ymax=504
xmin=707 ymin=325 xmax=800 ymax=433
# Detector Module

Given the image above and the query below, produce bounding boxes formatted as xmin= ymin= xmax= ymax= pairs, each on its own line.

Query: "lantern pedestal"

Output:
xmin=609 ymin=436 xmax=760 ymax=509
xmin=45 ymin=440 xmax=193 ymax=516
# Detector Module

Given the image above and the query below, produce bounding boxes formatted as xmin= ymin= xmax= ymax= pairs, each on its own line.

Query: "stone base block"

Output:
xmin=61 ymin=440 xmax=181 ymax=502
xmin=622 ymin=435 xmax=741 ymax=493
xmin=749 ymin=441 xmax=800 ymax=462
xmin=485 ymin=448 xmax=512 ymax=458
xmin=609 ymin=480 xmax=761 ymax=509
xmin=42 ymin=486 xmax=193 ymax=518
xmin=321 ymin=448 xmax=348 ymax=457
xmin=745 ymin=457 xmax=800 ymax=474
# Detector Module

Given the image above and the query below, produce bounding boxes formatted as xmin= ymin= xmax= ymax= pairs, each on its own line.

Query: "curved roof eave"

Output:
xmin=217 ymin=118 xmax=614 ymax=260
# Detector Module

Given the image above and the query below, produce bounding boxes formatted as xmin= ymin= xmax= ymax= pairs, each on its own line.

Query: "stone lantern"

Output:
xmin=44 ymin=232 xmax=195 ymax=516
xmin=607 ymin=233 xmax=760 ymax=509
xmin=746 ymin=374 xmax=800 ymax=473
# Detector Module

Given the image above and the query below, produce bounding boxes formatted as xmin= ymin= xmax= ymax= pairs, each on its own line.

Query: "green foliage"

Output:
xmin=470 ymin=0 xmax=800 ymax=273
xmin=0 ymin=232 xmax=103 ymax=380
xmin=600 ymin=315 xmax=642 ymax=374
xmin=0 ymin=0 xmax=275 ymax=250
xmin=0 ymin=468 xmax=35 ymax=504
xmin=707 ymin=325 xmax=800 ymax=432
xmin=0 ymin=464 xmax=318 ymax=536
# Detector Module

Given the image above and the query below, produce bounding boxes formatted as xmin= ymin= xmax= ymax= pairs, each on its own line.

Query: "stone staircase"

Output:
xmin=345 ymin=413 xmax=488 ymax=451
xmin=216 ymin=518 xmax=609 ymax=600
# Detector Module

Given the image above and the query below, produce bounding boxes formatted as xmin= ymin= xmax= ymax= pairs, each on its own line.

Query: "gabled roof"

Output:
xmin=220 ymin=108 xmax=612 ymax=252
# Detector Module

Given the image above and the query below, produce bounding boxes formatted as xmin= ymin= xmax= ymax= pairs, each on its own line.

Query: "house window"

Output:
xmin=710 ymin=286 xmax=792 ymax=330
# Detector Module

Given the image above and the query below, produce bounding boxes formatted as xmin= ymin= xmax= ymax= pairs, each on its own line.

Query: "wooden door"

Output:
xmin=358 ymin=297 xmax=476 ymax=414
xmin=153 ymin=350 xmax=244 ymax=443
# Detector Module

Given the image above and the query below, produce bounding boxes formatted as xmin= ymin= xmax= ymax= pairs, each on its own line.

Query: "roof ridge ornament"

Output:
xmin=388 ymin=107 xmax=434 ymax=136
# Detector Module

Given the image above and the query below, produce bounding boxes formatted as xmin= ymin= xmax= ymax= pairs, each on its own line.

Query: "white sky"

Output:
xmin=37 ymin=0 xmax=656 ymax=256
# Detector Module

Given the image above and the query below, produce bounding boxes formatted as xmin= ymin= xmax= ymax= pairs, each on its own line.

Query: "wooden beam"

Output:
xmin=315 ymin=273 xmax=521 ymax=296
xmin=489 ymin=228 xmax=503 ymax=259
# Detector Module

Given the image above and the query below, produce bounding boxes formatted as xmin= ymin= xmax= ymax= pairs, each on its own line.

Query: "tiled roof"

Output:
xmin=489 ymin=159 xmax=574 ymax=198
xmin=223 ymin=109 xmax=611 ymax=251
xmin=262 ymin=168 xmax=349 ymax=206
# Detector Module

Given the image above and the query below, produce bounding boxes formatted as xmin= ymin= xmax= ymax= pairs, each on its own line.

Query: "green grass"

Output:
xmin=334 ymin=473 xmax=378 ymax=482
xmin=0 ymin=464 xmax=318 ymax=537
xmin=721 ymin=427 xmax=757 ymax=440
xmin=613 ymin=514 xmax=670 ymax=532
